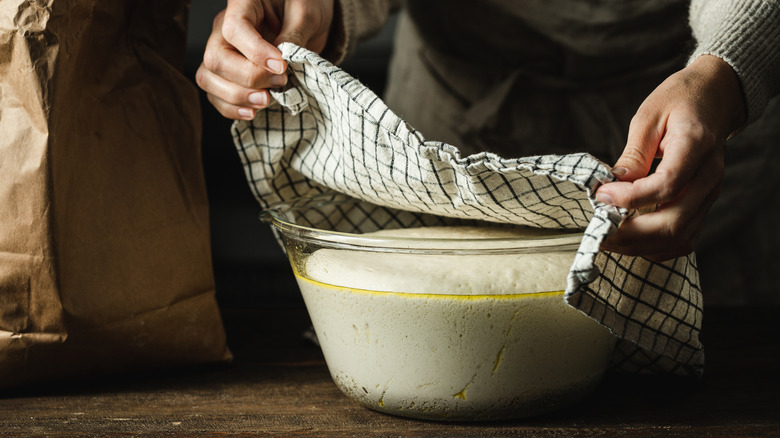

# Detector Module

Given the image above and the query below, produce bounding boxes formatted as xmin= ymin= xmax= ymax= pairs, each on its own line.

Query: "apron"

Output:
xmin=384 ymin=1 xmax=780 ymax=305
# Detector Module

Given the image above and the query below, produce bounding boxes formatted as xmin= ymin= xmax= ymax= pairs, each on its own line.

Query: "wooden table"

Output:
xmin=2 ymin=306 xmax=778 ymax=437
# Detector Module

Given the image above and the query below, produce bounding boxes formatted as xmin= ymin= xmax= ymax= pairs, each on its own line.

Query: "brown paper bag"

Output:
xmin=0 ymin=0 xmax=231 ymax=388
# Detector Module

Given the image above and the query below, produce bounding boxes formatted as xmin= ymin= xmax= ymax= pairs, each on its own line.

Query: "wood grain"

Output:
xmin=1 ymin=306 xmax=777 ymax=437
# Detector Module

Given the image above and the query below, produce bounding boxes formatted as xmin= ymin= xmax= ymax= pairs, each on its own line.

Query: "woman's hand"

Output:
xmin=195 ymin=0 xmax=335 ymax=120
xmin=596 ymin=55 xmax=746 ymax=262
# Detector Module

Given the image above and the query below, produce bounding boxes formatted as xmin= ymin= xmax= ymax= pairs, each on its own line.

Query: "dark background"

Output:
xmin=181 ymin=4 xmax=780 ymax=309
xmin=183 ymin=2 xmax=398 ymax=308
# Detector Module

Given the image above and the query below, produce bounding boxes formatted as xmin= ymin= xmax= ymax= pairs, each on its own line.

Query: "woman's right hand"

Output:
xmin=195 ymin=0 xmax=335 ymax=120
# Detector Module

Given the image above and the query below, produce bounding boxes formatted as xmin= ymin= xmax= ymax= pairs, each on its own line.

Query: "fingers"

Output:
xmin=600 ymin=152 xmax=723 ymax=261
xmin=595 ymin=156 xmax=700 ymax=211
xmin=202 ymin=33 xmax=287 ymax=91
xmin=196 ymin=64 xmax=271 ymax=120
xmin=204 ymin=8 xmax=287 ymax=87
xmin=198 ymin=0 xmax=336 ymax=121
xmin=597 ymin=110 xmax=718 ymax=210
xmin=222 ymin=0 xmax=286 ymax=73
xmin=609 ymin=103 xmax=667 ymax=183
xmin=592 ymin=56 xmax=740 ymax=261
xmin=198 ymin=4 xmax=288 ymax=120
xmin=276 ymin=0 xmax=315 ymax=46
xmin=600 ymin=187 xmax=717 ymax=262
xmin=275 ymin=0 xmax=333 ymax=53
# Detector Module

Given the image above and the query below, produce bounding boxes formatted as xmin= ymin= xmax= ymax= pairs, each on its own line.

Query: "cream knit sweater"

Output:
xmin=688 ymin=0 xmax=780 ymax=123
xmin=326 ymin=0 xmax=779 ymax=125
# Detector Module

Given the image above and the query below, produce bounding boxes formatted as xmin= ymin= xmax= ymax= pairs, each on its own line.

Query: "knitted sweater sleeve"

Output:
xmin=321 ymin=0 xmax=401 ymax=64
xmin=689 ymin=0 xmax=780 ymax=124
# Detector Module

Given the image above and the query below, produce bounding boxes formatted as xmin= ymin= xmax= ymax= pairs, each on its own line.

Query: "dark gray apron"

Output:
xmin=384 ymin=2 xmax=780 ymax=304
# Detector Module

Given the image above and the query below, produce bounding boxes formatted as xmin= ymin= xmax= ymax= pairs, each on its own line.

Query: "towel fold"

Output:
xmin=232 ymin=43 xmax=703 ymax=376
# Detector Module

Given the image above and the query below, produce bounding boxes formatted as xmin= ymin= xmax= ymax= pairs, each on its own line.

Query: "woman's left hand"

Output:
xmin=595 ymin=55 xmax=746 ymax=262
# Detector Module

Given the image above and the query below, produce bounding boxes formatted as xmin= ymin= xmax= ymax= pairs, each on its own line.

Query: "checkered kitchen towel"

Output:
xmin=232 ymin=43 xmax=704 ymax=376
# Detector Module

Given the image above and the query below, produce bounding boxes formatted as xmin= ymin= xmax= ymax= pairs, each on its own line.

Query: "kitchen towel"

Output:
xmin=232 ymin=43 xmax=703 ymax=376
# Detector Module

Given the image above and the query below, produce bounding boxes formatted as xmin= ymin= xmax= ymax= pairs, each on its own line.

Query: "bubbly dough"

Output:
xmin=305 ymin=225 xmax=577 ymax=295
xmin=296 ymin=225 xmax=615 ymax=421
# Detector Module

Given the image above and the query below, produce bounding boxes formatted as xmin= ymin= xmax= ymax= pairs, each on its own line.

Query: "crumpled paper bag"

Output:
xmin=0 ymin=0 xmax=230 ymax=388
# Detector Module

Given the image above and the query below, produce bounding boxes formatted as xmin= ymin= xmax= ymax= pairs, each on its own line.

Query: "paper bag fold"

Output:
xmin=0 ymin=0 xmax=230 ymax=389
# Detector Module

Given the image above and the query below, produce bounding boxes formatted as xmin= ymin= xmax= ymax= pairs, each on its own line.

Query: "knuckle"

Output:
xmin=629 ymin=107 xmax=649 ymax=126
xmin=688 ymin=122 xmax=716 ymax=146
xmin=194 ymin=66 xmax=207 ymax=88
xmin=206 ymin=94 xmax=227 ymax=116
xmin=282 ymin=29 xmax=307 ymax=46
xmin=228 ymin=88 xmax=250 ymax=106
xmin=220 ymin=15 xmax=241 ymax=42
xmin=654 ymin=171 xmax=684 ymax=203
xmin=202 ymin=48 xmax=222 ymax=72
xmin=628 ymin=106 xmax=657 ymax=134
xmin=241 ymin=68 xmax=265 ymax=89
xmin=621 ymin=148 xmax=650 ymax=170
xmin=205 ymin=92 xmax=221 ymax=109
xmin=679 ymin=118 xmax=719 ymax=147
xmin=212 ymin=10 xmax=226 ymax=28
xmin=687 ymin=120 xmax=706 ymax=139
xmin=206 ymin=94 xmax=241 ymax=121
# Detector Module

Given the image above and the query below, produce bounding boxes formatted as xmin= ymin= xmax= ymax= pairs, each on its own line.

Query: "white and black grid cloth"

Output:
xmin=232 ymin=43 xmax=704 ymax=376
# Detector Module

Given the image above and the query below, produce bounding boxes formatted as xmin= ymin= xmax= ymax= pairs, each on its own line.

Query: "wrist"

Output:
xmin=688 ymin=54 xmax=747 ymax=139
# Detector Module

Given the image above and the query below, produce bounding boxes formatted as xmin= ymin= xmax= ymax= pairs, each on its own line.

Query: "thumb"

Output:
xmin=611 ymin=110 xmax=665 ymax=182
xmin=222 ymin=0 xmax=284 ymax=70
xmin=275 ymin=1 xmax=316 ymax=49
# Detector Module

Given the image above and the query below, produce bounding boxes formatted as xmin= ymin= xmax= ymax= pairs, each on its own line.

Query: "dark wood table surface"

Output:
xmin=1 ymin=305 xmax=778 ymax=437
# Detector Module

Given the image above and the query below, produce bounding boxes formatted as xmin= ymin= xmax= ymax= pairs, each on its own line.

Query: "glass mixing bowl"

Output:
xmin=261 ymin=193 xmax=616 ymax=421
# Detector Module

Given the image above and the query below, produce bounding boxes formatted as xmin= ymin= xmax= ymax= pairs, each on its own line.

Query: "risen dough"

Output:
xmin=305 ymin=225 xmax=577 ymax=295
xmin=296 ymin=225 xmax=614 ymax=420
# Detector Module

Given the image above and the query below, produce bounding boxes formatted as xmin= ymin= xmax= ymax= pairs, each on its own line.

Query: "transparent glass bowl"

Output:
xmin=262 ymin=193 xmax=616 ymax=421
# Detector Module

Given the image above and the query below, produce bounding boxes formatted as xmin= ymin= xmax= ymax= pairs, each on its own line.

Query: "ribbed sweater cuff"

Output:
xmin=689 ymin=0 xmax=780 ymax=124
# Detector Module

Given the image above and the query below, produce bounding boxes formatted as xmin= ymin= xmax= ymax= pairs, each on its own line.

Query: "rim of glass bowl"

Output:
xmin=260 ymin=195 xmax=584 ymax=255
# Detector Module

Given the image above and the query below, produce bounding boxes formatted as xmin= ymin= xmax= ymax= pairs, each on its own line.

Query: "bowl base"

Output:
xmin=338 ymin=374 xmax=605 ymax=422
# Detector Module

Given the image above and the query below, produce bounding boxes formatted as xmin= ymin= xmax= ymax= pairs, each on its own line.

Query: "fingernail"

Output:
xmin=267 ymin=59 xmax=285 ymax=74
xmin=248 ymin=91 xmax=268 ymax=106
xmin=237 ymin=108 xmax=254 ymax=120
xmin=270 ymin=74 xmax=287 ymax=87
xmin=596 ymin=193 xmax=615 ymax=206
xmin=611 ymin=167 xmax=628 ymax=178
